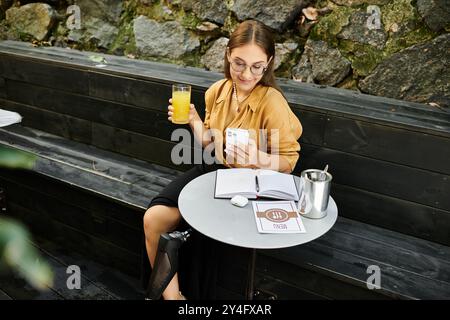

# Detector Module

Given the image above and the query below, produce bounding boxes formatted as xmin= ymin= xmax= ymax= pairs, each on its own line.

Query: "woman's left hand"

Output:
xmin=225 ymin=138 xmax=259 ymax=167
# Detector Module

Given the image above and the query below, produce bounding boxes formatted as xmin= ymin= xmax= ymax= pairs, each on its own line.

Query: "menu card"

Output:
xmin=252 ymin=201 xmax=306 ymax=233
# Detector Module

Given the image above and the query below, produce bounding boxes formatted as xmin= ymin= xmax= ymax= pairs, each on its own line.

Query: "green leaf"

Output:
xmin=0 ymin=145 xmax=37 ymax=169
xmin=0 ymin=218 xmax=54 ymax=290
xmin=88 ymin=55 xmax=107 ymax=64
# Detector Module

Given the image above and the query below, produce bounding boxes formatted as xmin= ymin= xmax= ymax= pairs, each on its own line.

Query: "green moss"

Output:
xmin=180 ymin=50 xmax=203 ymax=68
xmin=384 ymin=24 xmax=436 ymax=56
xmin=309 ymin=6 xmax=353 ymax=46
xmin=122 ymin=0 xmax=140 ymax=24
xmin=108 ymin=0 xmax=143 ymax=56
xmin=55 ymin=23 xmax=67 ymax=37
xmin=0 ymin=20 xmax=7 ymax=40
xmin=178 ymin=10 xmax=202 ymax=30
xmin=133 ymin=0 xmax=173 ymax=21
xmin=70 ymin=38 xmax=103 ymax=53
xmin=221 ymin=12 xmax=240 ymax=37
xmin=108 ymin=22 xmax=136 ymax=56
xmin=379 ymin=0 xmax=436 ymax=56
xmin=381 ymin=0 xmax=417 ymax=33
xmin=339 ymin=39 xmax=385 ymax=76
xmin=275 ymin=45 xmax=303 ymax=79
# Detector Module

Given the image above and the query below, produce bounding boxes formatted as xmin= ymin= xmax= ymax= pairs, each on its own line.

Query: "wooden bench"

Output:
xmin=1 ymin=40 xmax=449 ymax=299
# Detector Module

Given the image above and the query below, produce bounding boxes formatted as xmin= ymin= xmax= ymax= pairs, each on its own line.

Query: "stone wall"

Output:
xmin=0 ymin=0 xmax=448 ymax=107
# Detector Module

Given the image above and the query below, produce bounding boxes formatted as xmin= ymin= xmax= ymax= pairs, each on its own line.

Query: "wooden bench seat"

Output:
xmin=1 ymin=40 xmax=449 ymax=300
xmin=2 ymin=125 xmax=449 ymax=299
xmin=0 ymin=124 xmax=183 ymax=279
xmin=260 ymin=217 xmax=450 ymax=299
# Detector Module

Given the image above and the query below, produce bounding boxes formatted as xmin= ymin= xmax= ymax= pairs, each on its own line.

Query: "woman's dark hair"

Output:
xmin=224 ymin=20 xmax=282 ymax=93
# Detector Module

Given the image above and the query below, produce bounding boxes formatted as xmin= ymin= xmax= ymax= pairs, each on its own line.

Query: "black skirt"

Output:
xmin=141 ymin=162 xmax=228 ymax=300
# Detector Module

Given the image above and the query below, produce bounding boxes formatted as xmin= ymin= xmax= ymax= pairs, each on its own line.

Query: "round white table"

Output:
xmin=179 ymin=170 xmax=338 ymax=299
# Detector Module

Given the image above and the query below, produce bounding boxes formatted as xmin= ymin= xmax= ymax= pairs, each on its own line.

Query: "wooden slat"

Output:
xmin=263 ymin=240 xmax=450 ymax=299
xmin=216 ymin=239 xmax=379 ymax=299
xmin=31 ymin=238 xmax=144 ymax=299
xmin=0 ymin=169 xmax=142 ymax=230
xmin=1 ymin=177 xmax=142 ymax=253
xmin=332 ymin=183 xmax=450 ymax=246
xmin=316 ymin=219 xmax=450 ymax=283
xmin=281 ymin=78 xmax=450 ymax=124
xmin=0 ymin=288 xmax=13 ymax=300
xmin=323 ymin=115 xmax=450 ymax=174
xmin=0 ymin=101 xmax=196 ymax=171
xmin=0 ymin=41 xmax=220 ymax=88
xmin=0 ymin=269 xmax=64 ymax=300
xmin=3 ymin=81 xmax=186 ymax=142
xmin=295 ymin=109 xmax=326 ymax=146
xmin=33 ymin=237 xmax=144 ymax=299
xmin=6 ymin=202 xmax=142 ymax=278
xmin=256 ymin=252 xmax=386 ymax=300
xmin=0 ymin=123 xmax=182 ymax=185
xmin=296 ymin=144 xmax=450 ymax=211
xmin=1 ymin=99 xmax=93 ymax=145
xmin=0 ymin=55 xmax=89 ymax=95
xmin=255 ymin=273 xmax=329 ymax=300
xmin=333 ymin=218 xmax=450 ymax=263
xmin=217 ymin=255 xmax=330 ymax=299
xmin=88 ymin=71 xmax=206 ymax=112
xmin=91 ymin=121 xmax=199 ymax=171
xmin=6 ymin=153 xmax=158 ymax=210
xmin=29 ymin=244 xmax=117 ymax=300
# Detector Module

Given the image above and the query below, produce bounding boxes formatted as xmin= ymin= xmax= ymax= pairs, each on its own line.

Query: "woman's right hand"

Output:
xmin=167 ymin=98 xmax=198 ymax=124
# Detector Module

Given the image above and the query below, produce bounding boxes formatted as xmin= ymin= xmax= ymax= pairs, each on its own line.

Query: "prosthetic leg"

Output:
xmin=145 ymin=229 xmax=191 ymax=300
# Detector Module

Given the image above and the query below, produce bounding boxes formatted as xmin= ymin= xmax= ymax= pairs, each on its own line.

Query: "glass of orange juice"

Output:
xmin=172 ymin=84 xmax=191 ymax=124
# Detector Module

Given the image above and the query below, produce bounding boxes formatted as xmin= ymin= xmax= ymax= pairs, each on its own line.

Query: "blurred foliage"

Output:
xmin=0 ymin=146 xmax=54 ymax=291
xmin=0 ymin=218 xmax=54 ymax=290
xmin=0 ymin=145 xmax=36 ymax=169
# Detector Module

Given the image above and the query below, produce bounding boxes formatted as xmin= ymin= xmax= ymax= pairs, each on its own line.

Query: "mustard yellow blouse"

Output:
xmin=204 ymin=79 xmax=303 ymax=172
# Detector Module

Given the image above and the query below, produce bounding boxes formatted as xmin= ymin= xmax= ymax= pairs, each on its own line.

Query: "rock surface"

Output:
xmin=6 ymin=3 xmax=55 ymax=41
xmin=181 ymin=0 xmax=228 ymax=25
xmin=232 ymin=0 xmax=310 ymax=31
xmin=417 ymin=0 xmax=450 ymax=32
xmin=293 ymin=39 xmax=351 ymax=86
xmin=133 ymin=16 xmax=200 ymax=59
xmin=201 ymin=37 xmax=228 ymax=72
xmin=359 ymin=34 xmax=450 ymax=107
xmin=67 ymin=0 xmax=122 ymax=49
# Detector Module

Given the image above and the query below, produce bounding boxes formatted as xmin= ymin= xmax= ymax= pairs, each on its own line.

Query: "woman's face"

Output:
xmin=228 ymin=43 xmax=269 ymax=94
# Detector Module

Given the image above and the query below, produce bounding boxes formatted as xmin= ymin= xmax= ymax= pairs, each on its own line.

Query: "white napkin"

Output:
xmin=0 ymin=109 xmax=22 ymax=127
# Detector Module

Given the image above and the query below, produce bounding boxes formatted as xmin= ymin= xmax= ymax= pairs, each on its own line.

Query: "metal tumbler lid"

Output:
xmin=301 ymin=169 xmax=332 ymax=183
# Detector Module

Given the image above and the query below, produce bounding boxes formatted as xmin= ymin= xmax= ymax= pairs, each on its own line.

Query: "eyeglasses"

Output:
xmin=228 ymin=59 xmax=269 ymax=76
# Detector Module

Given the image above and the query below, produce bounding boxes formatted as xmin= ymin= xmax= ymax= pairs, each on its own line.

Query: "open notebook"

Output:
xmin=214 ymin=168 xmax=299 ymax=201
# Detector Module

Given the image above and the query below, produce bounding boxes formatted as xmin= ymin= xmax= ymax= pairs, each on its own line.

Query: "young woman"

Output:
xmin=143 ymin=20 xmax=302 ymax=300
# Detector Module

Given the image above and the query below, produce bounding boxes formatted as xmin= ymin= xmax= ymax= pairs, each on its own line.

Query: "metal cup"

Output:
xmin=299 ymin=169 xmax=332 ymax=219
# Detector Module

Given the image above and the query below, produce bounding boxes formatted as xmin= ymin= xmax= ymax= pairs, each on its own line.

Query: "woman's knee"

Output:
xmin=143 ymin=205 xmax=181 ymax=235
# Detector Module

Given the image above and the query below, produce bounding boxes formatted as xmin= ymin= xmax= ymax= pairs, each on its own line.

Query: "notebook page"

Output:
xmin=256 ymin=170 xmax=298 ymax=200
xmin=215 ymin=168 xmax=256 ymax=198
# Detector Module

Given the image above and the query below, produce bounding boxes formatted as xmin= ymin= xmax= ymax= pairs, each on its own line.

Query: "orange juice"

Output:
xmin=172 ymin=85 xmax=191 ymax=124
